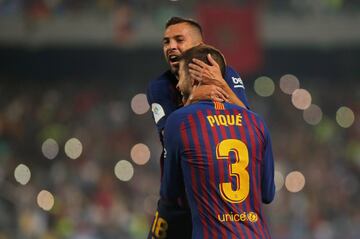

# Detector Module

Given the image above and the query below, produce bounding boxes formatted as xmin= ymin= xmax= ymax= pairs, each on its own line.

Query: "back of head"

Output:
xmin=180 ymin=44 xmax=226 ymax=77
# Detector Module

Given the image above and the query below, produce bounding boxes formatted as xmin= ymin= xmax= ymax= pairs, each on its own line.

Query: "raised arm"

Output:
xmin=188 ymin=54 xmax=246 ymax=108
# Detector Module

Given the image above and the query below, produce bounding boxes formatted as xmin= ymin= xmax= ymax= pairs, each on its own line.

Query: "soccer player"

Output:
xmin=160 ymin=44 xmax=275 ymax=239
xmin=147 ymin=16 xmax=250 ymax=153
xmin=147 ymin=17 xmax=251 ymax=239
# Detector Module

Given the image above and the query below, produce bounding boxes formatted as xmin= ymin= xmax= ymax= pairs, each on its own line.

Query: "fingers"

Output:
xmin=190 ymin=57 xmax=222 ymax=82
xmin=192 ymin=58 xmax=211 ymax=69
xmin=216 ymin=87 xmax=229 ymax=99
xmin=211 ymin=86 xmax=229 ymax=102
xmin=189 ymin=69 xmax=203 ymax=82
xmin=212 ymin=95 xmax=225 ymax=102
xmin=192 ymin=55 xmax=219 ymax=69
xmin=189 ymin=60 xmax=212 ymax=83
xmin=191 ymin=84 xmax=229 ymax=103
xmin=188 ymin=62 xmax=203 ymax=72
xmin=207 ymin=54 xmax=219 ymax=67
xmin=189 ymin=62 xmax=206 ymax=82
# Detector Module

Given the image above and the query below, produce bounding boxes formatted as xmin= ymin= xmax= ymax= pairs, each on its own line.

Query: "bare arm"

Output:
xmin=188 ymin=54 xmax=246 ymax=108
xmin=184 ymin=84 xmax=229 ymax=106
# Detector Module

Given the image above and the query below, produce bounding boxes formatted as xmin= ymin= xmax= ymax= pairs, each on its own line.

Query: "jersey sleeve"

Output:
xmin=147 ymin=76 xmax=180 ymax=134
xmin=160 ymin=112 xmax=185 ymax=202
xmin=224 ymin=66 xmax=250 ymax=109
xmin=261 ymin=122 xmax=275 ymax=204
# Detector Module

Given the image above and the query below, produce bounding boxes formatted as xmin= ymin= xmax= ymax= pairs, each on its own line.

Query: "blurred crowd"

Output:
xmin=0 ymin=79 xmax=162 ymax=239
xmin=0 ymin=73 xmax=358 ymax=239
xmin=251 ymin=80 xmax=360 ymax=239
xmin=1 ymin=0 xmax=360 ymax=17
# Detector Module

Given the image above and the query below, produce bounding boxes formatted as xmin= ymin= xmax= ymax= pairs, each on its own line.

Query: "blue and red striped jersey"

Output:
xmin=161 ymin=100 xmax=275 ymax=239
xmin=147 ymin=67 xmax=250 ymax=135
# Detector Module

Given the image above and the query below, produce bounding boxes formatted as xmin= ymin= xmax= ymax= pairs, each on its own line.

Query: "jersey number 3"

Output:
xmin=216 ymin=139 xmax=250 ymax=203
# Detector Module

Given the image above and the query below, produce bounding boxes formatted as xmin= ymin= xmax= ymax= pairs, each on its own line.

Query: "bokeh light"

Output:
xmin=303 ymin=104 xmax=323 ymax=125
xmin=291 ymin=89 xmax=312 ymax=110
xmin=274 ymin=171 xmax=285 ymax=192
xmin=42 ymin=138 xmax=59 ymax=160
xmin=64 ymin=138 xmax=83 ymax=160
xmin=285 ymin=171 xmax=306 ymax=193
xmin=336 ymin=106 xmax=355 ymax=128
xmin=114 ymin=160 xmax=134 ymax=182
xmin=37 ymin=190 xmax=55 ymax=211
xmin=131 ymin=143 xmax=151 ymax=165
xmin=279 ymin=74 xmax=300 ymax=94
xmin=254 ymin=76 xmax=275 ymax=97
xmin=14 ymin=164 xmax=31 ymax=185
xmin=131 ymin=93 xmax=150 ymax=115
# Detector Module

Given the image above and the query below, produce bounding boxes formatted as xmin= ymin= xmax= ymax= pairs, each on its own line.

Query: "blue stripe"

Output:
xmin=181 ymin=118 xmax=204 ymax=238
xmin=247 ymin=111 xmax=267 ymax=238
xmin=194 ymin=110 xmax=221 ymax=238
xmin=224 ymin=117 xmax=246 ymax=239
xmin=187 ymin=113 xmax=209 ymax=238
xmin=205 ymin=108 xmax=228 ymax=238
xmin=182 ymin=102 xmax=272 ymax=238
xmin=231 ymin=108 xmax=256 ymax=239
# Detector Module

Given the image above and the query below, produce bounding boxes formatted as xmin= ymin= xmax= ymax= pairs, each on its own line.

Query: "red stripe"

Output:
xmin=242 ymin=111 xmax=267 ymax=239
xmin=218 ymin=110 xmax=251 ymax=239
xmin=179 ymin=121 xmax=206 ymax=238
xmin=243 ymin=111 xmax=264 ymax=239
xmin=207 ymin=109 xmax=236 ymax=238
xmin=188 ymin=114 xmax=210 ymax=239
xmin=223 ymin=109 xmax=250 ymax=238
xmin=198 ymin=111 xmax=229 ymax=238
xmin=193 ymin=112 xmax=220 ymax=238
xmin=179 ymin=121 xmax=196 ymax=194
xmin=207 ymin=110 xmax=225 ymax=196
xmin=233 ymin=109 xmax=257 ymax=239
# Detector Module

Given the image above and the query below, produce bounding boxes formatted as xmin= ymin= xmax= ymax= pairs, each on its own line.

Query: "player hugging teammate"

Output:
xmin=147 ymin=17 xmax=275 ymax=239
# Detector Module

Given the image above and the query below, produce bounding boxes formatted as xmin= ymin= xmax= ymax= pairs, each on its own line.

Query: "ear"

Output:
xmin=191 ymin=77 xmax=200 ymax=87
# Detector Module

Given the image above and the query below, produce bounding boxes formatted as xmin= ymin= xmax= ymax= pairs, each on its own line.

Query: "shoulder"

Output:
xmin=148 ymin=70 xmax=176 ymax=89
xmin=225 ymin=66 xmax=243 ymax=84
xmin=240 ymin=107 xmax=269 ymax=139
xmin=225 ymin=66 xmax=241 ymax=77
xmin=147 ymin=70 xmax=178 ymax=103
xmin=147 ymin=70 xmax=177 ymax=96
xmin=166 ymin=106 xmax=189 ymax=125
xmin=163 ymin=108 xmax=189 ymax=141
xmin=169 ymin=101 xmax=212 ymax=119
xmin=225 ymin=66 xmax=237 ymax=74
xmin=225 ymin=103 xmax=263 ymax=122
xmin=242 ymin=107 xmax=265 ymax=124
xmin=165 ymin=103 xmax=201 ymax=126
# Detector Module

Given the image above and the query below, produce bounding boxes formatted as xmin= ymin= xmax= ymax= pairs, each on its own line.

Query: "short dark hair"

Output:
xmin=179 ymin=44 xmax=226 ymax=78
xmin=165 ymin=16 xmax=203 ymax=37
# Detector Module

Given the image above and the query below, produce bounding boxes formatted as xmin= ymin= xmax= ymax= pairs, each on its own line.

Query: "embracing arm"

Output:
xmin=184 ymin=84 xmax=229 ymax=105
xmin=188 ymin=54 xmax=246 ymax=108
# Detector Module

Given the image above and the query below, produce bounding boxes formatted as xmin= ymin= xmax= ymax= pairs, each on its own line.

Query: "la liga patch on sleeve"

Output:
xmin=152 ymin=103 xmax=165 ymax=123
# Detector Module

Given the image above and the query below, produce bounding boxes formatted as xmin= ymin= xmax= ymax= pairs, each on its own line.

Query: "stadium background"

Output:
xmin=0 ymin=0 xmax=359 ymax=238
